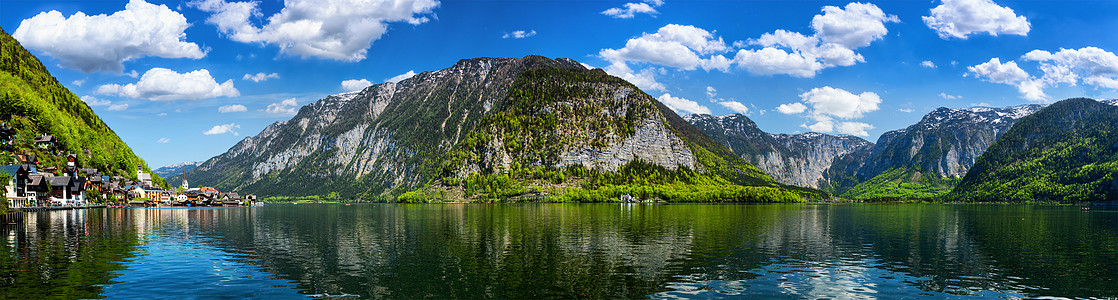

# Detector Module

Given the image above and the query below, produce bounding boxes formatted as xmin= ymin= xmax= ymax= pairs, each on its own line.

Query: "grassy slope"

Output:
xmin=948 ymin=98 xmax=1118 ymax=202
xmin=841 ymin=167 xmax=960 ymax=200
xmin=0 ymin=28 xmax=163 ymax=186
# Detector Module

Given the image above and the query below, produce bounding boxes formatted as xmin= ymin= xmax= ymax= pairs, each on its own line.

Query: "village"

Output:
xmin=1 ymin=132 xmax=256 ymax=210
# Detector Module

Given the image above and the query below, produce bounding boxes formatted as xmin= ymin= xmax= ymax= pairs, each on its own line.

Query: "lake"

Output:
xmin=2 ymin=204 xmax=1116 ymax=299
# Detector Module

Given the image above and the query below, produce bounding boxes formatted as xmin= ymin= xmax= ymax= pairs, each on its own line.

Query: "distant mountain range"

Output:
xmin=684 ymin=114 xmax=870 ymax=189
xmin=687 ymin=99 xmax=1117 ymax=201
xmin=154 ymin=161 xmax=200 ymax=177
xmin=170 ymin=53 xmax=1116 ymax=202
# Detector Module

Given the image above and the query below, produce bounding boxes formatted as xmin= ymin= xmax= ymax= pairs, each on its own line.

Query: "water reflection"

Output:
xmin=2 ymin=204 xmax=1115 ymax=298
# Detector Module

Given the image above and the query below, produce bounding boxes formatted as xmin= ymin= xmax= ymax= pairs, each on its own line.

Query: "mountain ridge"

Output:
xmin=178 ymin=55 xmax=797 ymax=202
xmin=683 ymin=113 xmax=871 ymax=188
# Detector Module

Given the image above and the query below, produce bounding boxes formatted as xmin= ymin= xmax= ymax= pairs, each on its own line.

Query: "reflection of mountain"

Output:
xmin=955 ymin=206 xmax=1118 ymax=297
xmin=0 ymin=209 xmax=142 ymax=298
xmin=19 ymin=205 xmax=1112 ymax=298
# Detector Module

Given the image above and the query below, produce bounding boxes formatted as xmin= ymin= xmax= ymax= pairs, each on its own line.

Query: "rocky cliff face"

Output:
xmin=684 ymin=114 xmax=870 ymax=188
xmin=179 ymin=56 xmax=772 ymax=199
xmin=858 ymin=105 xmax=1045 ymax=179
xmin=826 ymin=104 xmax=1046 ymax=197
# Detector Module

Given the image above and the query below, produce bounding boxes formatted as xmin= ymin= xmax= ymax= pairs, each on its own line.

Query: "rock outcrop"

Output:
xmin=684 ymin=114 xmax=870 ymax=188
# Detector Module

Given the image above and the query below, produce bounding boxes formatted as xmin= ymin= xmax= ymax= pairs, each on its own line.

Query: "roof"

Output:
xmin=49 ymin=176 xmax=72 ymax=187
xmin=0 ymin=165 xmax=20 ymax=177
xmin=28 ymin=174 xmax=45 ymax=185
xmin=33 ymin=134 xmax=56 ymax=143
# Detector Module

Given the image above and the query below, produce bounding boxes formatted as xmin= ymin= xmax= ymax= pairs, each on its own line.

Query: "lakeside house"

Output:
xmin=2 ymin=149 xmax=252 ymax=208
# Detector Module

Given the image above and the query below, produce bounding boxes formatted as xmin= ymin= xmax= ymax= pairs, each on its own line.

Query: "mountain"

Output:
xmin=684 ymin=114 xmax=871 ymax=188
xmin=154 ymin=161 xmax=200 ymax=177
xmin=179 ymin=56 xmax=801 ymax=202
xmin=949 ymin=98 xmax=1118 ymax=202
xmin=0 ymin=28 xmax=162 ymax=186
xmin=830 ymin=104 xmax=1045 ymax=199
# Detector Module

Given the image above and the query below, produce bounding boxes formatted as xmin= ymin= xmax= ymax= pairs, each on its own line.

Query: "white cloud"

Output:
xmin=385 ymin=70 xmax=417 ymax=83
xmin=699 ymin=55 xmax=732 ymax=72
xmin=898 ymin=108 xmax=914 ymax=113
xmin=13 ymin=0 xmax=205 ymax=73
xmin=263 ymin=98 xmax=299 ymax=115
xmin=938 ymin=92 xmax=961 ymax=100
xmin=107 ymin=103 xmax=129 ymax=111
xmin=718 ymin=101 xmax=749 ymax=115
xmin=190 ymin=0 xmax=438 ymax=61
xmin=242 ymin=72 xmax=279 ymax=82
xmin=72 ymin=79 xmax=86 ymax=87
xmin=125 ymin=70 xmax=139 ymax=78
xmin=218 ymin=104 xmax=247 ymax=113
xmin=835 ymin=121 xmax=874 ymax=136
xmin=602 ymin=1 xmax=661 ymax=19
xmin=600 ymin=24 xmax=728 ymax=71
xmin=968 ymin=58 xmax=1029 ymax=84
xmin=341 ymin=79 xmax=373 ymax=92
xmin=923 ymin=0 xmax=1030 ymax=39
xmin=784 ymin=87 xmax=880 ymax=137
xmin=203 ymin=123 xmax=240 ymax=136
xmin=799 ymin=86 xmax=881 ymax=119
xmin=969 ymin=47 xmax=1118 ymax=102
xmin=800 ymin=117 xmax=874 ymax=137
xmin=967 ymin=57 xmax=1046 ymax=101
xmin=733 ymin=3 xmax=895 ymax=77
xmin=1023 ymin=47 xmax=1118 ymax=89
xmin=157 ymin=137 xmax=170 ymax=143
xmin=603 ymin=61 xmax=665 ymax=92
xmin=921 ymin=61 xmax=937 ymax=68
xmin=157 ymin=112 xmax=167 ymax=117
xmin=732 ymin=47 xmax=825 ymax=78
xmin=81 ymin=95 xmax=111 ymax=106
xmin=657 ymin=93 xmax=711 ymax=115
xmin=776 ymin=102 xmax=808 ymax=114
xmin=502 ymin=30 xmax=536 ymax=39
xmin=705 ymin=86 xmax=717 ymax=100
xmin=95 ymin=68 xmax=239 ymax=101
xmin=811 ymin=2 xmax=899 ymax=49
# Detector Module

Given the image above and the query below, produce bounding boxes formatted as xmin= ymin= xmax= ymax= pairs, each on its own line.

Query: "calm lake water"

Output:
xmin=2 ymin=204 xmax=1116 ymax=299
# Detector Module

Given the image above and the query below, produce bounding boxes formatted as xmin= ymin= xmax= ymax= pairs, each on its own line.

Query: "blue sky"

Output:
xmin=2 ymin=0 xmax=1117 ymax=168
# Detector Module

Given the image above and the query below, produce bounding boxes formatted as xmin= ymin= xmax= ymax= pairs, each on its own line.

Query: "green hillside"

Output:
xmin=948 ymin=98 xmax=1118 ymax=202
xmin=0 ymin=28 xmax=164 ymax=186
xmin=841 ymin=167 xmax=960 ymax=200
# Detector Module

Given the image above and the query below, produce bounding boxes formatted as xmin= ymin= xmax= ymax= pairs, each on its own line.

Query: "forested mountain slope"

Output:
xmin=949 ymin=98 xmax=1118 ymax=202
xmin=0 ymin=28 xmax=162 ymax=185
